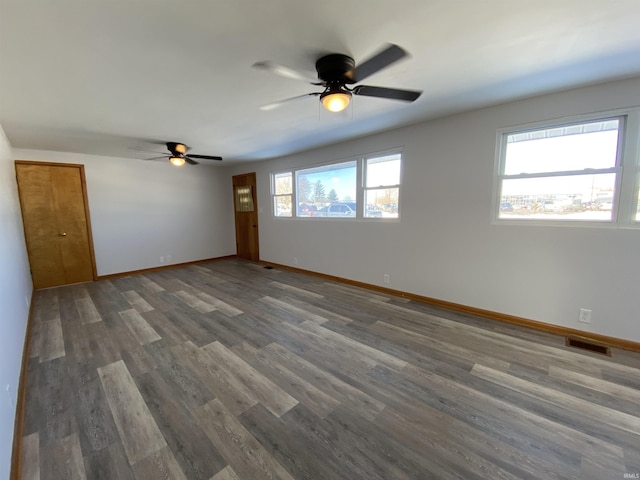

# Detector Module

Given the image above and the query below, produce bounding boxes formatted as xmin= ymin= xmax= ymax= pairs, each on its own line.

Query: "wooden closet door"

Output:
xmin=16 ymin=162 xmax=96 ymax=288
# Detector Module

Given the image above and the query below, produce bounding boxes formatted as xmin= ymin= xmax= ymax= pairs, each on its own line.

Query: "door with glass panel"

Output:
xmin=232 ymin=172 xmax=260 ymax=261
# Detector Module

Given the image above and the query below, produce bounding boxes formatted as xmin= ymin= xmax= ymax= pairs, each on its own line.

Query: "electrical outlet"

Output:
xmin=160 ymin=256 xmax=164 ymax=263
xmin=166 ymin=254 xmax=172 ymax=262
xmin=383 ymin=274 xmax=390 ymax=284
xmin=578 ymin=308 xmax=592 ymax=324
xmin=293 ymin=257 xmax=298 ymax=265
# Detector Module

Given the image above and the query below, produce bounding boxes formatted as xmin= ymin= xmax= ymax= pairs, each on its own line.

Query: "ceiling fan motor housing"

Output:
xmin=167 ymin=142 xmax=188 ymax=155
xmin=315 ymin=54 xmax=356 ymax=83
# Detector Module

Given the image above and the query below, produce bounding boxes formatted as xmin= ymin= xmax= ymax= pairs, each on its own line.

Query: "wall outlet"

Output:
xmin=383 ymin=274 xmax=390 ymax=284
xmin=578 ymin=308 xmax=592 ymax=324
xmin=293 ymin=257 xmax=298 ymax=265
xmin=166 ymin=254 xmax=172 ymax=262
xmin=160 ymin=256 xmax=164 ymax=263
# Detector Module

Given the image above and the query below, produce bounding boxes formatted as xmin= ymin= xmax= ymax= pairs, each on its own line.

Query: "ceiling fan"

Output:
xmin=145 ymin=142 xmax=223 ymax=166
xmin=253 ymin=43 xmax=422 ymax=113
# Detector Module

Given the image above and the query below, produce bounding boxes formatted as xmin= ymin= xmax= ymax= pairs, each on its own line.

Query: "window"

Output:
xmin=270 ymin=150 xmax=403 ymax=220
xmin=364 ymin=153 xmax=401 ymax=218
xmin=496 ymin=117 xmax=623 ymax=222
xmin=235 ymin=186 xmax=255 ymax=212
xmin=296 ymin=160 xmax=357 ymax=217
xmin=272 ymin=172 xmax=292 ymax=217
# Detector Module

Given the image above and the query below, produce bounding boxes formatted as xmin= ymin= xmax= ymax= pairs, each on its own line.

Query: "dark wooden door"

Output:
xmin=232 ymin=172 xmax=259 ymax=261
xmin=16 ymin=161 xmax=96 ymax=288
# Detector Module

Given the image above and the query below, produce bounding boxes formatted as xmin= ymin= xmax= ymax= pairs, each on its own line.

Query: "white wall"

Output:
xmin=13 ymin=149 xmax=237 ymax=276
xmin=0 ymin=125 xmax=33 ymax=479
xmin=230 ymin=77 xmax=640 ymax=343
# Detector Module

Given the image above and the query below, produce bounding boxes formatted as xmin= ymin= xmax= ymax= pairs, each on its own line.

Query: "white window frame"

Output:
xmin=271 ymin=171 xmax=293 ymax=217
xmin=493 ymin=108 xmax=640 ymax=227
xmin=362 ymin=152 xmax=402 ymax=220
xmin=270 ymin=148 xmax=404 ymax=220
xmin=295 ymin=159 xmax=359 ymax=219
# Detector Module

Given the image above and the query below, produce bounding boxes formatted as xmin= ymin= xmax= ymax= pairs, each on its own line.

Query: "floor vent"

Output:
xmin=565 ymin=336 xmax=611 ymax=356
xmin=263 ymin=265 xmax=274 ymax=270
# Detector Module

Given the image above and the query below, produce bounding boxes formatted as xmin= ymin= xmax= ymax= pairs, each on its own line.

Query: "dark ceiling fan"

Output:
xmin=253 ymin=43 xmax=422 ymax=112
xmin=145 ymin=142 xmax=223 ymax=166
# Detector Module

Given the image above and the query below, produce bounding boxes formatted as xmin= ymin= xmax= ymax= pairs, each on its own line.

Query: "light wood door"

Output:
xmin=16 ymin=161 xmax=96 ymax=288
xmin=232 ymin=172 xmax=259 ymax=261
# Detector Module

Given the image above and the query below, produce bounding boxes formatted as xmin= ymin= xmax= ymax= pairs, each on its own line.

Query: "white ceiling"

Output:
xmin=2 ymin=0 xmax=640 ymax=163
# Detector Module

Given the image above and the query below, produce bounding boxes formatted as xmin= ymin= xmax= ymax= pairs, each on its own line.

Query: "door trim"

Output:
xmin=15 ymin=160 xmax=98 ymax=286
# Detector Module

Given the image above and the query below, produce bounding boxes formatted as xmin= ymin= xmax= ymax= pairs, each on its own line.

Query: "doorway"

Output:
xmin=232 ymin=172 xmax=260 ymax=261
xmin=15 ymin=161 xmax=97 ymax=288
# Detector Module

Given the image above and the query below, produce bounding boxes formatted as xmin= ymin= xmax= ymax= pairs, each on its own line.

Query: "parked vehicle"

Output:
xmin=365 ymin=208 xmax=383 ymax=218
xmin=500 ymin=202 xmax=513 ymax=212
xmin=298 ymin=203 xmax=318 ymax=216
xmin=316 ymin=203 xmax=356 ymax=217
xmin=593 ymin=197 xmax=613 ymax=211
xmin=315 ymin=202 xmax=385 ymax=218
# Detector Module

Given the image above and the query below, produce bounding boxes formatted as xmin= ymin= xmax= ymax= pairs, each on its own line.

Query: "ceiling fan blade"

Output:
xmin=252 ymin=61 xmax=318 ymax=83
xmin=144 ymin=156 xmax=169 ymax=161
xmin=349 ymin=44 xmax=408 ymax=83
xmin=353 ymin=85 xmax=422 ymax=102
xmin=129 ymin=147 xmax=166 ymax=154
xmin=184 ymin=157 xmax=199 ymax=165
xmin=187 ymin=154 xmax=222 ymax=161
xmin=259 ymin=92 xmax=321 ymax=111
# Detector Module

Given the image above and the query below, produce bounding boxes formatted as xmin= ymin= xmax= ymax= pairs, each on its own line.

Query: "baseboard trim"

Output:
xmin=261 ymin=261 xmax=640 ymax=354
xmin=10 ymin=286 xmax=36 ymax=480
xmin=95 ymin=255 xmax=237 ymax=280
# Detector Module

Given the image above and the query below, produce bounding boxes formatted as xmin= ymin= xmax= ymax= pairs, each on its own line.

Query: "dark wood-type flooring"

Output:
xmin=19 ymin=258 xmax=640 ymax=479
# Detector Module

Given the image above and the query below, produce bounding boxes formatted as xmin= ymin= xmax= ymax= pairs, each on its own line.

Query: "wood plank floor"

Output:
xmin=19 ymin=258 xmax=640 ymax=480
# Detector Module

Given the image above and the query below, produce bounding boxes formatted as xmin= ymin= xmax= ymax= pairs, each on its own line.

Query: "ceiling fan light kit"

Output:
xmin=255 ymin=43 xmax=423 ymax=113
xmin=320 ymin=87 xmax=352 ymax=112
xmin=170 ymin=156 xmax=185 ymax=166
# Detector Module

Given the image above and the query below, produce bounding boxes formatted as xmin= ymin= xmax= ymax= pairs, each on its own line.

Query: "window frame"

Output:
xmin=271 ymin=171 xmax=293 ymax=217
xmin=362 ymin=152 xmax=402 ymax=220
xmin=295 ymin=159 xmax=358 ymax=219
xmin=493 ymin=108 xmax=640 ymax=227
xmin=270 ymin=148 xmax=404 ymax=221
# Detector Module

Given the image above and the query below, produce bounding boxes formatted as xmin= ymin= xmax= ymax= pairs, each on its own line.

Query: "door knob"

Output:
xmin=59 ymin=232 xmax=67 ymax=237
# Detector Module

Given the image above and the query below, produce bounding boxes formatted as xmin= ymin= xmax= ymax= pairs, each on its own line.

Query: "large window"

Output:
xmin=296 ymin=161 xmax=357 ymax=217
xmin=271 ymin=151 xmax=402 ymax=219
xmin=495 ymin=116 xmax=635 ymax=223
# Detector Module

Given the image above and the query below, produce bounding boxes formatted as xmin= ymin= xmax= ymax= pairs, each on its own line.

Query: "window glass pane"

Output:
xmin=504 ymin=119 xmax=619 ymax=175
xmin=274 ymin=196 xmax=291 ymax=217
xmin=274 ymin=172 xmax=292 ymax=195
xmin=296 ymin=161 xmax=357 ymax=217
xmin=235 ymin=186 xmax=254 ymax=212
xmin=499 ymin=173 xmax=616 ymax=221
xmin=366 ymin=154 xmax=401 ymax=186
xmin=365 ymin=188 xmax=398 ymax=218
